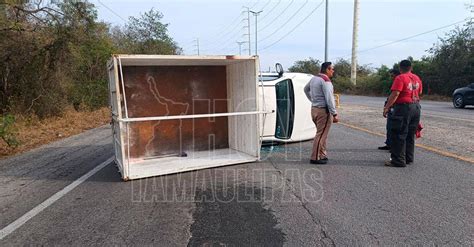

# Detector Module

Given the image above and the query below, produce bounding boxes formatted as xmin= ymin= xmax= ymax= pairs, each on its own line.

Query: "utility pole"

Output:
xmin=324 ymin=0 xmax=329 ymax=62
xmin=237 ymin=41 xmax=245 ymax=55
xmin=470 ymin=3 xmax=474 ymax=39
xmin=350 ymin=0 xmax=359 ymax=85
xmin=243 ymin=7 xmax=251 ymax=55
xmin=250 ymin=10 xmax=263 ymax=55
xmin=194 ymin=38 xmax=200 ymax=55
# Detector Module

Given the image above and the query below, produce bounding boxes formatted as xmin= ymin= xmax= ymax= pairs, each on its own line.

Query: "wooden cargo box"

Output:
xmin=107 ymin=55 xmax=263 ymax=180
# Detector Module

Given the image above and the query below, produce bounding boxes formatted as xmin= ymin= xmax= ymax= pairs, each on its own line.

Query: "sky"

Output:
xmin=92 ymin=0 xmax=472 ymax=71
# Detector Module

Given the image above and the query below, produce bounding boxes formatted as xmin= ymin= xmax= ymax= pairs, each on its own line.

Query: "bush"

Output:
xmin=332 ymin=76 xmax=354 ymax=93
xmin=69 ymin=79 xmax=109 ymax=111
xmin=0 ymin=114 xmax=19 ymax=147
xmin=356 ymin=75 xmax=386 ymax=96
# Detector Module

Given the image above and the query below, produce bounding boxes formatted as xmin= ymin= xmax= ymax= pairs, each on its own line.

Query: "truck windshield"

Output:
xmin=275 ymin=79 xmax=295 ymax=139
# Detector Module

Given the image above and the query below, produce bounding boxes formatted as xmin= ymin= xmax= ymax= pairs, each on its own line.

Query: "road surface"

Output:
xmin=341 ymin=95 xmax=474 ymax=122
xmin=339 ymin=95 xmax=474 ymax=162
xmin=0 ymin=121 xmax=472 ymax=245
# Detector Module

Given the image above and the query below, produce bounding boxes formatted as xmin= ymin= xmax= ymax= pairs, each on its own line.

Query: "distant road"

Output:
xmin=341 ymin=95 xmax=474 ymax=122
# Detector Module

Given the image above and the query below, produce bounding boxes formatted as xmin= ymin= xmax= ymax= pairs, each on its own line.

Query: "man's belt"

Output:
xmin=395 ymin=101 xmax=419 ymax=105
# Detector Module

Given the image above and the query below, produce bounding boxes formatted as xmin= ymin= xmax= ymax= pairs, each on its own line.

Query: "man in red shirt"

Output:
xmin=383 ymin=60 xmax=422 ymax=167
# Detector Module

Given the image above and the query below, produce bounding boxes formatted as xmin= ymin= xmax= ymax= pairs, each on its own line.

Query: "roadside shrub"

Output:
xmin=356 ymin=75 xmax=386 ymax=96
xmin=332 ymin=76 xmax=354 ymax=93
xmin=0 ymin=114 xmax=19 ymax=147
xmin=69 ymin=79 xmax=109 ymax=111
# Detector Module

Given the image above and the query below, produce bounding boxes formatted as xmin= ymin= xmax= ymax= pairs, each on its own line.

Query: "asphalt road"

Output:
xmin=338 ymin=95 xmax=474 ymax=162
xmin=341 ymin=95 xmax=474 ymax=122
xmin=0 ymin=120 xmax=472 ymax=245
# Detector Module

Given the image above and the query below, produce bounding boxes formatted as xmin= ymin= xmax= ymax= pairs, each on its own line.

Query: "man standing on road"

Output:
xmin=378 ymin=69 xmax=400 ymax=150
xmin=304 ymin=62 xmax=339 ymax=164
xmin=383 ymin=60 xmax=422 ymax=167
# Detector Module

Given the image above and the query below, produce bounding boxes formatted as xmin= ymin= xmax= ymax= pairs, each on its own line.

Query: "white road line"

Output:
xmin=0 ymin=156 xmax=114 ymax=240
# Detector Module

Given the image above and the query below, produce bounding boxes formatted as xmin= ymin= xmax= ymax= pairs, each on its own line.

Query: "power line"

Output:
xmin=197 ymin=1 xmax=261 ymax=48
xmin=202 ymin=2 xmax=260 ymax=43
xmin=247 ymin=0 xmax=261 ymax=10
xmin=193 ymin=1 xmax=267 ymax=54
xmin=255 ymin=0 xmax=272 ymax=15
xmin=259 ymin=0 xmax=310 ymax=43
xmin=200 ymin=17 xmax=247 ymax=50
xmin=213 ymin=19 xmax=249 ymax=53
xmin=200 ymin=3 xmax=263 ymax=51
xmin=334 ymin=18 xmax=470 ymax=60
xmin=259 ymin=0 xmax=281 ymax=22
xmin=260 ymin=0 xmax=325 ymax=51
xmin=214 ymin=2 xmax=270 ymax=54
xmin=96 ymin=0 xmax=127 ymax=22
xmin=199 ymin=11 xmax=246 ymax=48
xmin=257 ymin=0 xmax=295 ymax=33
xmin=212 ymin=1 xmax=269 ymax=54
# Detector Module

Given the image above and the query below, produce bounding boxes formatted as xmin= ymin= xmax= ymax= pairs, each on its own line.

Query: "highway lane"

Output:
xmin=0 ymin=123 xmax=472 ymax=245
xmin=341 ymin=95 xmax=474 ymax=122
xmin=338 ymin=95 xmax=474 ymax=162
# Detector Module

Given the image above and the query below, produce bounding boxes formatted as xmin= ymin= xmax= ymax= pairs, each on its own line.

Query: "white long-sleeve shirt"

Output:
xmin=304 ymin=75 xmax=337 ymax=115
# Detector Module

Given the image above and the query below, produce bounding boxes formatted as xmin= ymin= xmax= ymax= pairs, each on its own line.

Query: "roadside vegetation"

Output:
xmin=0 ymin=1 xmax=179 ymax=154
xmin=289 ymin=18 xmax=473 ymax=99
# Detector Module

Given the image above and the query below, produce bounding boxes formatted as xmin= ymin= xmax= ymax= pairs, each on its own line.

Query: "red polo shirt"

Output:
xmin=391 ymin=72 xmax=422 ymax=104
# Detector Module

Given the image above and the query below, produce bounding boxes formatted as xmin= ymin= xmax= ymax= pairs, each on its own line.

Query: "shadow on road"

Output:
xmin=188 ymin=185 xmax=285 ymax=246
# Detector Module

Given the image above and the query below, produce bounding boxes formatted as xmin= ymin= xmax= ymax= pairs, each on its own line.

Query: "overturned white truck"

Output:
xmin=107 ymin=55 xmax=268 ymax=180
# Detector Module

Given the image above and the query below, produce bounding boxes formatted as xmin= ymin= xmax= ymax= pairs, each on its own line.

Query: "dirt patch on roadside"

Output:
xmin=0 ymin=107 xmax=110 ymax=158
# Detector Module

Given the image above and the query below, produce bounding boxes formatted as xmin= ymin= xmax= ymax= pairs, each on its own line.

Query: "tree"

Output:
xmin=0 ymin=2 xmax=182 ymax=119
xmin=424 ymin=23 xmax=473 ymax=95
xmin=288 ymin=57 xmax=321 ymax=75
xmin=0 ymin=0 xmax=116 ymax=116
xmin=0 ymin=1 xmax=67 ymax=116
xmin=112 ymin=8 xmax=182 ymax=55
xmin=56 ymin=1 xmax=116 ymax=110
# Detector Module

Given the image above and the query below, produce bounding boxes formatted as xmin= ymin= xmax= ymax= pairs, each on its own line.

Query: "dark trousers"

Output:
xmin=385 ymin=110 xmax=393 ymax=146
xmin=389 ymin=103 xmax=421 ymax=165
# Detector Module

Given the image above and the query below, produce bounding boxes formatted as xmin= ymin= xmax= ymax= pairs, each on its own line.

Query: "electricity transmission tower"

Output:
xmin=193 ymin=38 xmax=200 ymax=55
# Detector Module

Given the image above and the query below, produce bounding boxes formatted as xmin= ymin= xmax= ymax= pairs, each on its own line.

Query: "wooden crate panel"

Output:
xmin=121 ymin=66 xmax=229 ymax=158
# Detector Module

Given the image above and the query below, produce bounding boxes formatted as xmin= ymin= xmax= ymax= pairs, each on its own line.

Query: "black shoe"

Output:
xmin=384 ymin=160 xmax=406 ymax=167
xmin=310 ymin=159 xmax=328 ymax=164
xmin=321 ymin=157 xmax=328 ymax=161
xmin=378 ymin=145 xmax=390 ymax=150
xmin=406 ymin=161 xmax=413 ymax=165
